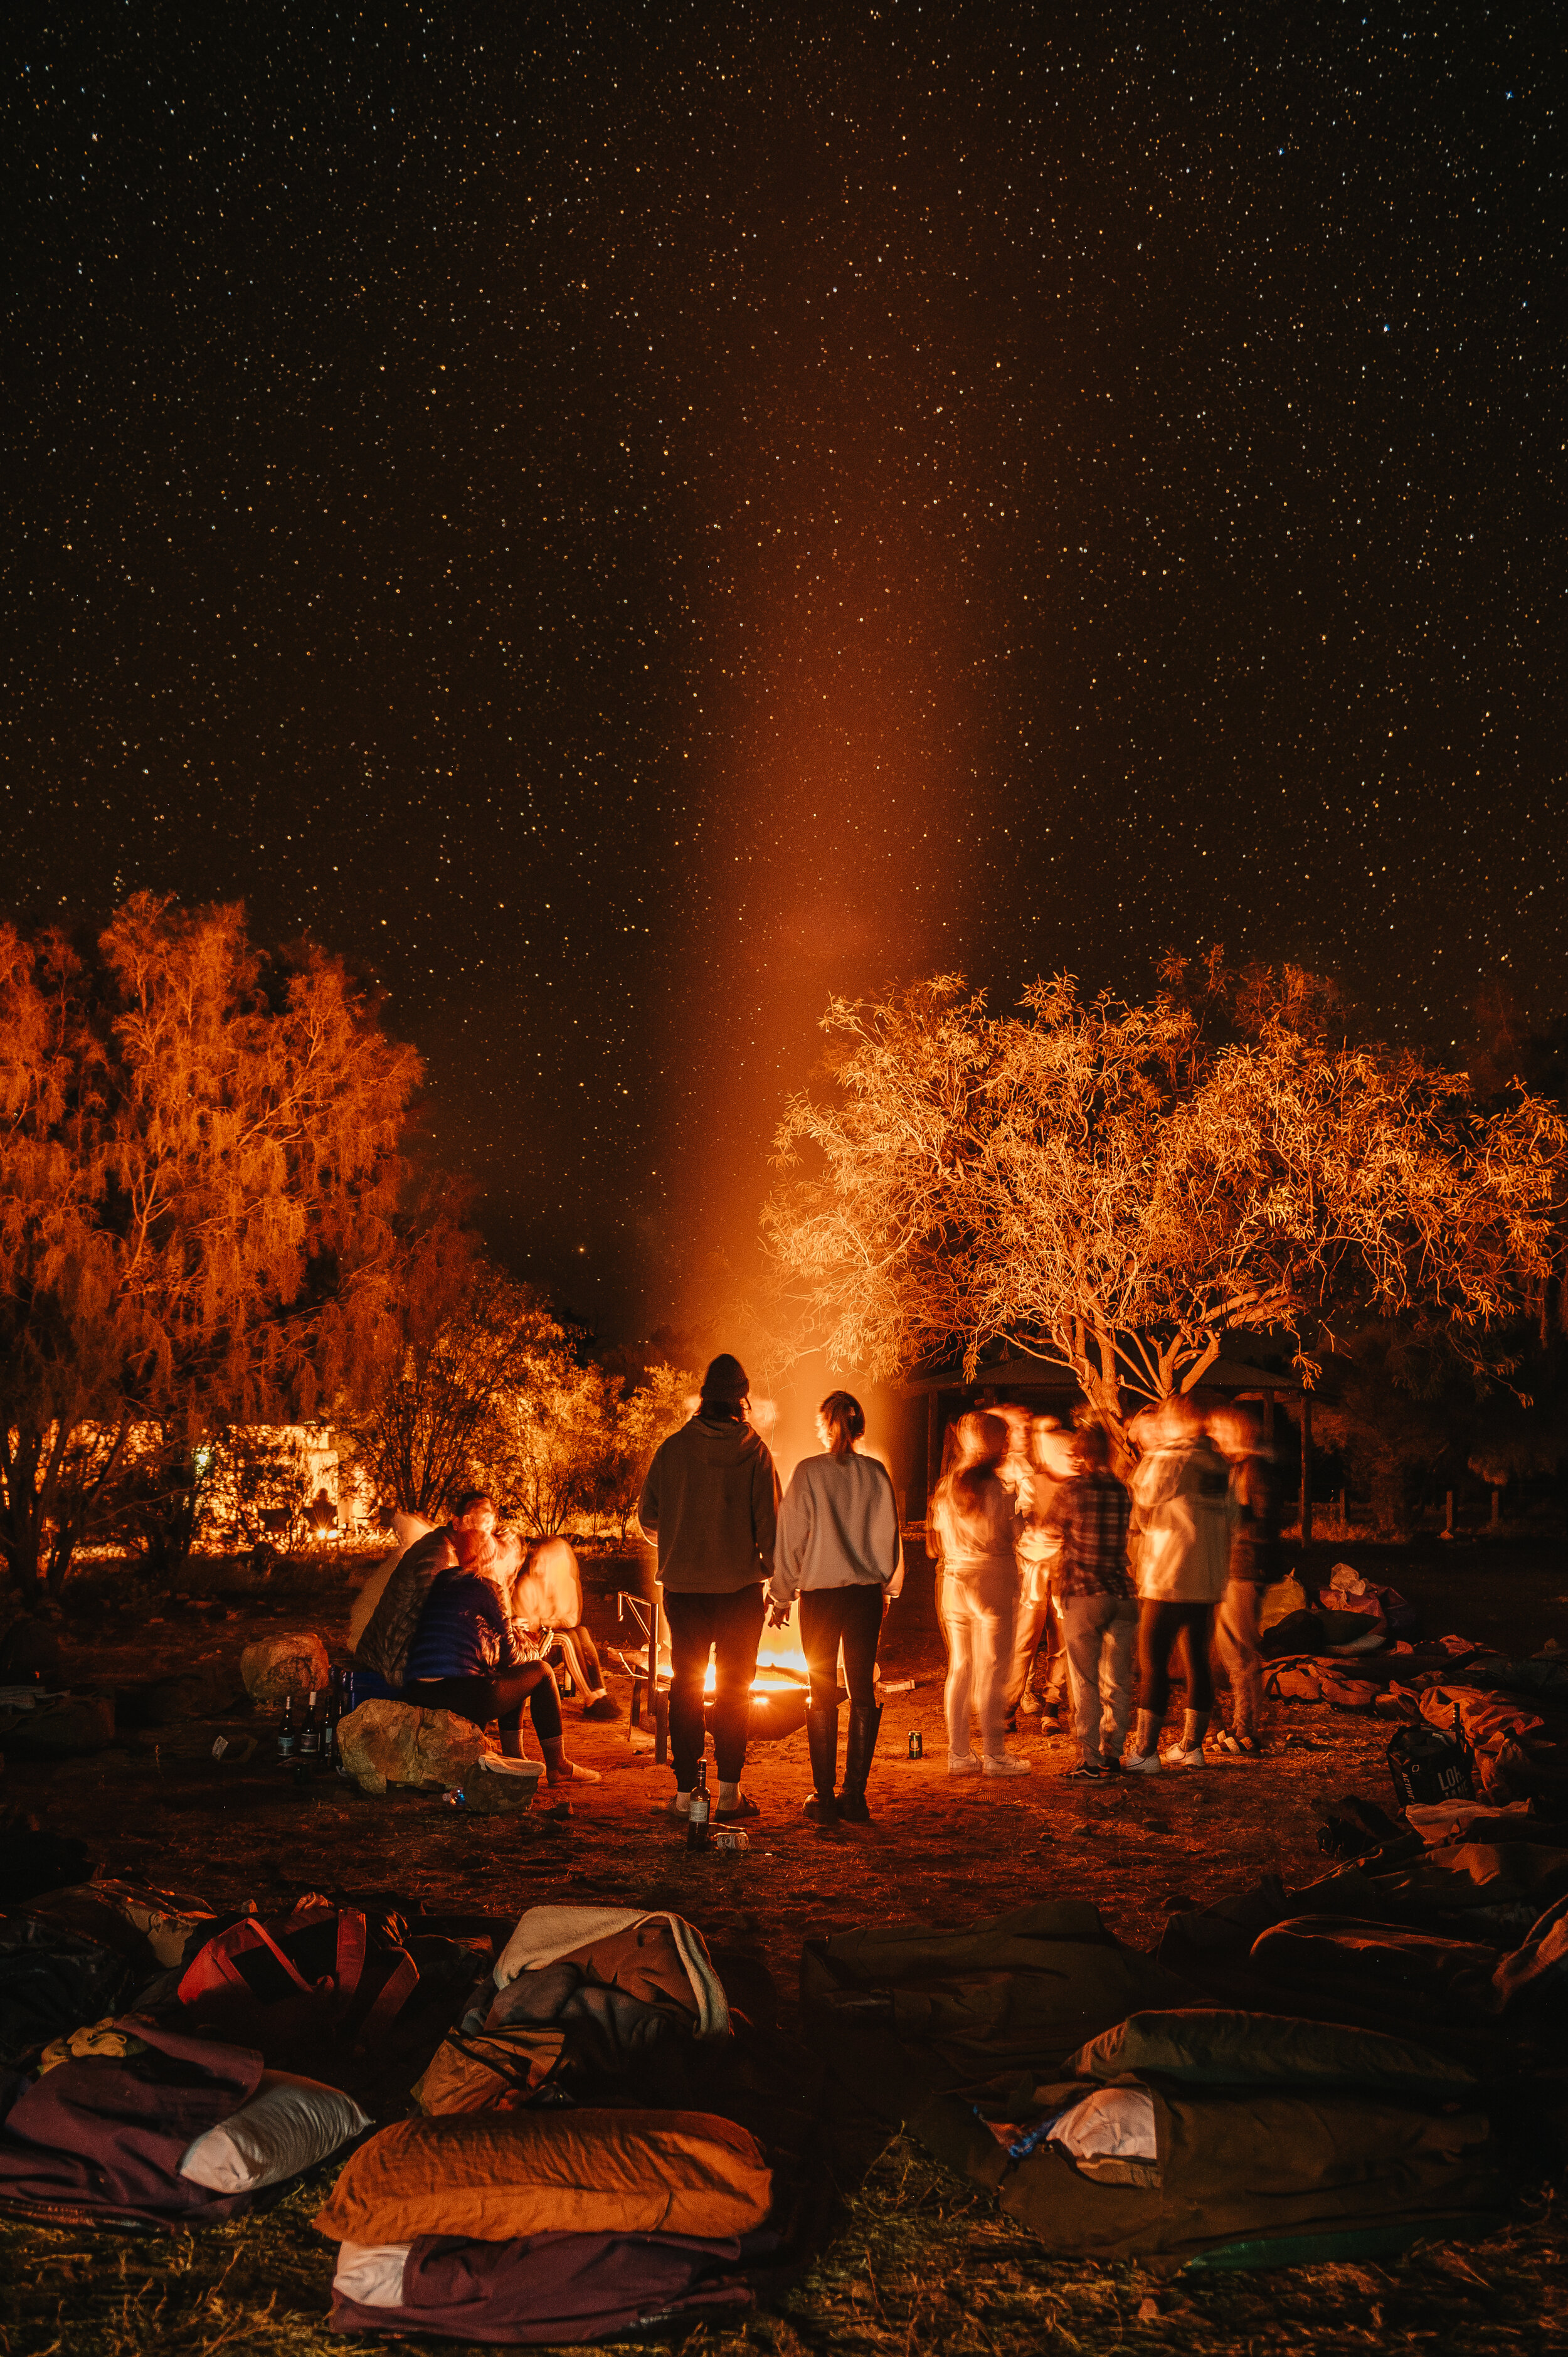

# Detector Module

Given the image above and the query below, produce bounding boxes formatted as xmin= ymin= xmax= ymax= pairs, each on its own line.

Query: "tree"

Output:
xmin=342 ymin=1235 xmax=561 ymax=1518
xmin=479 ymin=1349 xmax=618 ymax=1539
xmin=765 ymin=958 xmax=1568 ymax=1446
xmin=602 ymin=1363 xmax=696 ymax=1541
xmin=0 ymin=895 xmax=420 ymax=1591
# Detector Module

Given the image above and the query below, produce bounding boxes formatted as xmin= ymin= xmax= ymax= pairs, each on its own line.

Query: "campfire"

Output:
xmin=612 ymin=1601 xmax=827 ymax=1742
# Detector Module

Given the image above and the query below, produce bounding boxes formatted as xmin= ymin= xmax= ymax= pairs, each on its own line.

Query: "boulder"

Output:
xmin=240 ymin=1631 xmax=330 ymax=1705
xmin=336 ymin=1700 xmax=490 ymax=1796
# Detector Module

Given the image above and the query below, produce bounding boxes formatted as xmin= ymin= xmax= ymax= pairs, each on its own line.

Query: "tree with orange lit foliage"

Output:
xmin=0 ymin=895 xmax=420 ymax=1592
xmin=765 ymin=956 xmax=1568 ymax=1451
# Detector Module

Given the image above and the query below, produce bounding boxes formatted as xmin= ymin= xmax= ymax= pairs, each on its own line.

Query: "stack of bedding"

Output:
xmin=802 ymin=1905 xmax=1513 ymax=2266
xmin=319 ymin=1905 xmax=776 ymax=2340
xmin=0 ymin=2013 xmax=368 ymax=2226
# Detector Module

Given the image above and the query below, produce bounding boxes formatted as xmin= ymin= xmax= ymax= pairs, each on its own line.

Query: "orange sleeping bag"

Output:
xmin=314 ymin=2107 xmax=772 ymax=2247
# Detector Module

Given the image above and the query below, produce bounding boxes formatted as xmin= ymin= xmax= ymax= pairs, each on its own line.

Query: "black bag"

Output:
xmin=1386 ymin=1719 xmax=1475 ymax=1809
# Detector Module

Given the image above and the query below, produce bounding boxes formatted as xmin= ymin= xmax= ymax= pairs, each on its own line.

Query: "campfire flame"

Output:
xmin=702 ymin=1602 xmax=812 ymax=1697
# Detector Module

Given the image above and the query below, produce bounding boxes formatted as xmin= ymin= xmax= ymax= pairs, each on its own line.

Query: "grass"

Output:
xmin=3 ymin=2130 xmax=1565 ymax=2357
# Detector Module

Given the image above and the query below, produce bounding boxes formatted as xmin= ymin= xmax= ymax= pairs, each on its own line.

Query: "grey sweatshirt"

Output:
xmin=768 ymin=1450 xmax=903 ymax=1609
xmin=637 ymin=1412 xmax=781 ymax=1593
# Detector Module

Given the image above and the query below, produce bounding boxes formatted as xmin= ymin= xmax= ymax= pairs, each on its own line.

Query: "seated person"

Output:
xmin=401 ymin=1513 xmax=599 ymax=1786
xmin=511 ymin=1537 xmax=620 ymax=1722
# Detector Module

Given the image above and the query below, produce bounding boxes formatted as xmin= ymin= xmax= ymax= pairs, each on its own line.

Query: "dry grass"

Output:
xmin=3 ymin=2132 xmax=1565 ymax=2357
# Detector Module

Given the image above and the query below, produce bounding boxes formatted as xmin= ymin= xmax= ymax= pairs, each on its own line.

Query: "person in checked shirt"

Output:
xmin=1044 ymin=1421 xmax=1136 ymax=1781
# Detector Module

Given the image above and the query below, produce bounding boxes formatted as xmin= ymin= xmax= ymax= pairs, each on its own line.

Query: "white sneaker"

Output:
xmin=1165 ymin=1745 xmax=1207 ymax=1769
xmin=1121 ymin=1749 xmax=1163 ymax=1774
xmin=982 ymin=1754 xmax=1031 ymax=1777
xmin=667 ymin=1790 xmax=692 ymax=1816
xmin=947 ymin=1751 xmax=982 ymax=1776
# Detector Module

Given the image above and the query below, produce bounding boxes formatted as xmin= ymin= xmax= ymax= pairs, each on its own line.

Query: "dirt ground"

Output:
xmin=3 ymin=1534 xmax=1567 ymax=2354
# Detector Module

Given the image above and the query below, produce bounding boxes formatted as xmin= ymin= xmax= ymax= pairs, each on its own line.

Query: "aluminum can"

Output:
xmin=908 ymin=1730 xmax=924 ymax=1760
xmin=710 ymin=1826 xmax=750 ymax=1853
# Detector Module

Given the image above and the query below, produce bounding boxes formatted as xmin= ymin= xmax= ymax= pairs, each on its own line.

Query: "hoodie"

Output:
xmin=637 ymin=1411 xmax=781 ymax=1594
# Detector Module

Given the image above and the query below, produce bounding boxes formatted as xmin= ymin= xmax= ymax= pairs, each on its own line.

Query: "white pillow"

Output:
xmin=179 ymin=2068 xmax=370 ymax=2193
xmin=334 ymin=2241 xmax=413 ymax=2309
xmin=1048 ymin=2086 xmax=1158 ymax=2162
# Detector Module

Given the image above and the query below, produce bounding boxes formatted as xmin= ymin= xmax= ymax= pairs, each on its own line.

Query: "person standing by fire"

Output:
xmin=1123 ymin=1393 xmax=1236 ymax=1770
xmin=1043 ymin=1421 xmax=1136 ymax=1781
xmin=638 ymin=1353 xmax=781 ymax=1824
xmin=767 ymin=1390 xmax=903 ymax=1825
xmin=1002 ymin=1412 xmax=1075 ymax=1734
xmin=1209 ymin=1404 xmax=1280 ymax=1759
xmin=930 ymin=1411 xmax=1030 ymax=1777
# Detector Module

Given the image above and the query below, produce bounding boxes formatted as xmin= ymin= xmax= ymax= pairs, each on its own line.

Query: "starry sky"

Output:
xmin=6 ymin=4 xmax=1564 ymax=1340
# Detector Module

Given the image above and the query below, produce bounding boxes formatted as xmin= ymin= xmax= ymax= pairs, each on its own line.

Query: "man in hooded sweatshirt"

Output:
xmin=638 ymin=1353 xmax=781 ymax=1821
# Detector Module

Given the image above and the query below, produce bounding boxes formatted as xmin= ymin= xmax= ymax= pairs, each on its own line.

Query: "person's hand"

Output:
xmin=765 ymin=1596 xmax=792 ymax=1628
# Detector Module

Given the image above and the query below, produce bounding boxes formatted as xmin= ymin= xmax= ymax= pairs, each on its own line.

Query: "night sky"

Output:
xmin=7 ymin=4 xmax=1564 ymax=1341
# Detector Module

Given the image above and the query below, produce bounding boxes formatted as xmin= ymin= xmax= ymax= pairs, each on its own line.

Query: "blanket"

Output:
xmin=493 ymin=1907 xmax=729 ymax=2040
xmin=329 ymin=2229 xmax=755 ymax=2341
xmin=0 ymin=2015 xmax=263 ymax=2225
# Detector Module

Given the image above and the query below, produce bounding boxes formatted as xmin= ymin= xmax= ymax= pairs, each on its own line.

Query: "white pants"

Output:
xmin=1061 ymin=1594 xmax=1138 ymax=1766
xmin=941 ymin=1563 xmax=1017 ymax=1761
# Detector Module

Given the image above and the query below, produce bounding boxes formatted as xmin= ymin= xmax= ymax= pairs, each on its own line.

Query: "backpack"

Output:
xmin=176 ymin=1896 xmax=418 ymax=2059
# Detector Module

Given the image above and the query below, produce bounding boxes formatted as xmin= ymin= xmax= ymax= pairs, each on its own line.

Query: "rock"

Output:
xmin=336 ymin=1700 xmax=490 ymax=1796
xmin=0 ymin=1692 xmax=117 ymax=1758
xmin=240 ymin=1631 xmax=330 ymax=1705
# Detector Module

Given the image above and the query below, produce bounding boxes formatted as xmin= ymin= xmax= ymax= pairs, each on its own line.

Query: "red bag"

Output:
xmin=177 ymin=1897 xmax=417 ymax=2057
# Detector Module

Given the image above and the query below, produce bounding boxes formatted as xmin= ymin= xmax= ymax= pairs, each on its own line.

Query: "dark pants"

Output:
xmin=663 ymin=1583 xmax=765 ymax=1787
xmin=404 ymin=1666 xmax=563 ymax=1744
xmin=1136 ymin=1601 xmax=1214 ymax=1719
xmin=798 ymin=1585 xmax=883 ymax=1712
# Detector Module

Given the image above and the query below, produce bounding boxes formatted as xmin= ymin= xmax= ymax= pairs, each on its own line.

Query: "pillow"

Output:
xmin=313 ymin=2109 xmax=773 ymax=2247
xmin=1065 ymin=2009 xmax=1475 ymax=2098
xmin=334 ymin=2240 xmax=411 ymax=2310
xmin=179 ymin=2069 xmax=370 ymax=2193
xmin=1050 ymin=2087 xmax=1157 ymax=2161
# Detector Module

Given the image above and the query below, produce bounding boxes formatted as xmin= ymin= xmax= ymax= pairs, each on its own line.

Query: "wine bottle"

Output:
xmin=686 ymin=1760 xmax=711 ymax=1852
xmin=277 ymin=1691 xmax=295 ymax=1761
xmin=300 ymin=1689 xmax=320 ymax=1761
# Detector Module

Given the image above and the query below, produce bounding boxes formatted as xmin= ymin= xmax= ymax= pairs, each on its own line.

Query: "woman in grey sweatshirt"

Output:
xmin=767 ymin=1392 xmax=902 ymax=1824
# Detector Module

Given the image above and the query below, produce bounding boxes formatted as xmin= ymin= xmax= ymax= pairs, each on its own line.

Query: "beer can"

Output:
xmin=908 ymin=1730 xmax=924 ymax=1760
xmin=711 ymin=1826 xmax=750 ymax=1853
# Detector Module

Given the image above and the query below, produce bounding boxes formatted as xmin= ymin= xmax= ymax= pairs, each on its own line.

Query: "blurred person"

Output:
xmin=1209 ymin=1404 xmax=1281 ymax=1759
xmin=1005 ymin=1414 xmax=1074 ymax=1732
xmin=929 ymin=1411 xmax=1029 ymax=1778
xmin=1124 ymin=1393 xmax=1236 ymax=1771
xmin=767 ymin=1390 xmax=902 ymax=1824
xmin=401 ymin=1510 xmax=600 ymax=1786
xmin=1043 ymin=1422 xmax=1136 ymax=1781
xmin=511 ymin=1535 xmax=621 ymax=1722
xmin=638 ymin=1352 xmax=781 ymax=1823
xmin=354 ymin=1486 xmax=511 ymax=1697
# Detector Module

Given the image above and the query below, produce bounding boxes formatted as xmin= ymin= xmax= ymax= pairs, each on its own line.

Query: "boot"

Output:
xmin=803 ymin=1703 xmax=839 ymax=1823
xmin=836 ymin=1702 xmax=882 ymax=1824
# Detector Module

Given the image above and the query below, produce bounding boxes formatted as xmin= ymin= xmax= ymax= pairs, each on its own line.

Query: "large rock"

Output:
xmin=240 ymin=1631 xmax=330 ymax=1705
xmin=336 ymin=1700 xmax=490 ymax=1796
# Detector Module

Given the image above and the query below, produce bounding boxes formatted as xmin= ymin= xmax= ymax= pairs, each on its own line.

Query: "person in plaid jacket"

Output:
xmin=1043 ymin=1422 xmax=1136 ymax=1781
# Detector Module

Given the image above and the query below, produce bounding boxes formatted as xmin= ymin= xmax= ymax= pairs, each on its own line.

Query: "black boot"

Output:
xmin=837 ymin=1702 xmax=882 ymax=1823
xmin=803 ymin=1703 xmax=839 ymax=1823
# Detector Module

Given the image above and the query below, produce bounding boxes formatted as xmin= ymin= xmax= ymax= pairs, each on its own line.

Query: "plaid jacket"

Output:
xmin=1047 ymin=1471 xmax=1133 ymax=1601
